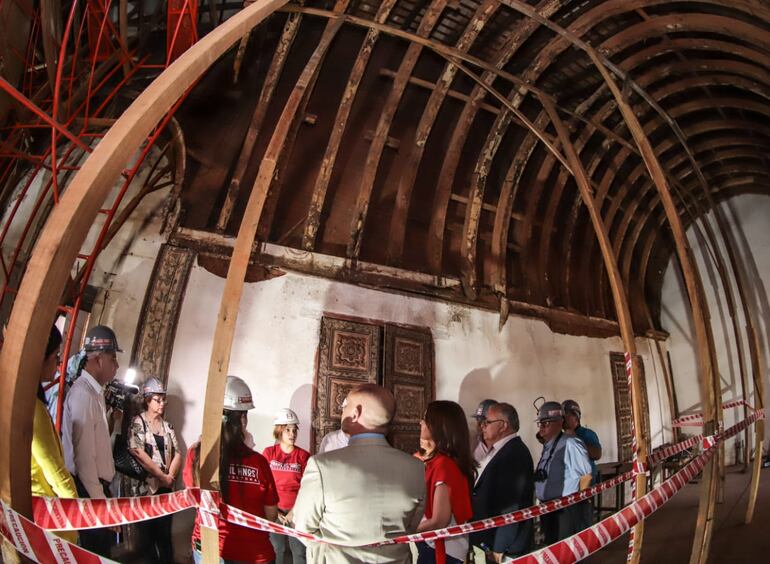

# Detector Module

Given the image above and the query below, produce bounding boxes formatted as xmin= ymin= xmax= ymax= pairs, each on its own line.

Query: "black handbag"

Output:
xmin=113 ymin=416 xmax=153 ymax=481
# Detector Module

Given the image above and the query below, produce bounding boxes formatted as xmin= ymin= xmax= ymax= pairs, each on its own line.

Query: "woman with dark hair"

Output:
xmin=127 ymin=377 xmax=181 ymax=563
xmin=30 ymin=324 xmax=78 ymax=543
xmin=416 ymin=400 xmax=476 ymax=564
xmin=184 ymin=375 xmax=278 ymax=563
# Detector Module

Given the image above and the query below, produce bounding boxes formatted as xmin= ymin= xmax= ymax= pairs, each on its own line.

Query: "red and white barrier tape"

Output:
xmin=1 ymin=500 xmax=118 ymax=564
xmin=32 ymin=488 xmax=196 ymax=531
xmin=672 ymin=398 xmax=756 ymax=427
xmin=508 ymin=448 xmax=714 ymax=564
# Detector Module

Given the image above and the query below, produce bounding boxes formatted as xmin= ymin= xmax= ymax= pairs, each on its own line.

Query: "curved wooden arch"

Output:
xmin=0 ymin=0 xmax=288 ymax=523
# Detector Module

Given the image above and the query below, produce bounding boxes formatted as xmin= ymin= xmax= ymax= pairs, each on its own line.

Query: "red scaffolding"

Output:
xmin=0 ymin=0 xmax=200 ymax=429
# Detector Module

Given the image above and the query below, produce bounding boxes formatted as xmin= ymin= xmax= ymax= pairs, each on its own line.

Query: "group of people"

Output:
xmin=29 ymin=322 xmax=604 ymax=564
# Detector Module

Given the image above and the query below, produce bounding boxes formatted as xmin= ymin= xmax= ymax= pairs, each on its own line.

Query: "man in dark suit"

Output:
xmin=471 ymin=402 xmax=534 ymax=562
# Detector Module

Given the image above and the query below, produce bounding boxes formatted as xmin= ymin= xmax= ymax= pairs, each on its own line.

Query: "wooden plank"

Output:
xmin=0 ymin=0 xmax=287 ymax=543
xmin=543 ymin=98 xmax=648 ymax=559
xmin=216 ymin=10 xmax=304 ymax=232
xmin=386 ymin=0 xmax=498 ymax=264
xmin=346 ymin=0 xmax=448 ymax=260
xmin=301 ymin=0 xmax=399 ymax=250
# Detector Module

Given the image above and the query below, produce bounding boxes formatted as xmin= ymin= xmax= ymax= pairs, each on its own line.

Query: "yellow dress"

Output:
xmin=31 ymin=398 xmax=78 ymax=544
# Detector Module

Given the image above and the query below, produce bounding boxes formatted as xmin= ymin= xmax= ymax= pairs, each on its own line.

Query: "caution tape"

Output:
xmin=1 ymin=499 xmax=118 ymax=564
xmin=672 ymin=398 xmax=755 ymax=427
xmin=508 ymin=448 xmax=714 ymax=563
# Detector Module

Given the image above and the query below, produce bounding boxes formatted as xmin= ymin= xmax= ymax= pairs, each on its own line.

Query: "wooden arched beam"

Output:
xmin=542 ymin=97 xmax=650 ymax=561
xmin=346 ymin=0 xmax=449 ymax=260
xmin=301 ymin=0 xmax=398 ymax=250
xmin=0 ymin=0 xmax=288 ymax=523
xmin=385 ymin=0 xmax=498 ymax=265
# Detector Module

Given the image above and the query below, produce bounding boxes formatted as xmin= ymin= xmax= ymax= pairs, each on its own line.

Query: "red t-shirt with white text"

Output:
xmin=262 ymin=444 xmax=310 ymax=510
xmin=185 ymin=443 xmax=279 ymax=563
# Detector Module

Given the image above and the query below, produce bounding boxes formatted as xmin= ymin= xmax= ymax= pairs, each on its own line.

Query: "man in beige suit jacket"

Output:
xmin=293 ymin=384 xmax=426 ymax=563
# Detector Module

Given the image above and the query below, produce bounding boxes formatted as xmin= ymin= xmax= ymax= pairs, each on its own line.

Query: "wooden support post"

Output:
xmin=0 ymin=2 xmax=287 ymax=562
xmin=744 ymin=323 xmax=765 ymax=523
xmin=542 ymin=98 xmax=648 ymax=563
xmin=586 ymin=52 xmax=720 ymax=564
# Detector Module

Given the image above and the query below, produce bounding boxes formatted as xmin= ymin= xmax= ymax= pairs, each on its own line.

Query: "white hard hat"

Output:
xmin=273 ymin=408 xmax=299 ymax=426
xmin=223 ymin=375 xmax=254 ymax=411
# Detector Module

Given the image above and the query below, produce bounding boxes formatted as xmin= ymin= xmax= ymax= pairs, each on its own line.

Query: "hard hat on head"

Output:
xmin=562 ymin=399 xmax=581 ymax=418
xmin=273 ymin=408 xmax=299 ymax=426
xmin=83 ymin=325 xmax=123 ymax=353
xmin=473 ymin=399 xmax=498 ymax=420
xmin=536 ymin=401 xmax=564 ymax=422
xmin=223 ymin=375 xmax=254 ymax=411
xmin=143 ymin=377 xmax=166 ymax=396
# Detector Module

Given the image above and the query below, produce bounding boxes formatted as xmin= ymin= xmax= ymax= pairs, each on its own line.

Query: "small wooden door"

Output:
xmin=610 ymin=352 xmax=650 ymax=462
xmin=383 ymin=324 xmax=435 ymax=454
xmin=312 ymin=315 xmax=434 ymax=454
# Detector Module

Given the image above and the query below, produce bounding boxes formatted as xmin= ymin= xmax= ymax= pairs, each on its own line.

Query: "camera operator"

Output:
xmin=61 ymin=325 xmax=122 ymax=557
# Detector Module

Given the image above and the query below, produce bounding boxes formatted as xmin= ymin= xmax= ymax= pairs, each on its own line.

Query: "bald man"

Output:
xmin=293 ymin=384 xmax=426 ymax=563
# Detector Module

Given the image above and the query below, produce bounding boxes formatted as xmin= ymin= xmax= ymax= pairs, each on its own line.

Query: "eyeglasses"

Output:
xmin=537 ymin=420 xmax=558 ymax=428
xmin=481 ymin=419 xmax=505 ymax=427
xmin=151 ymin=396 xmax=168 ymax=404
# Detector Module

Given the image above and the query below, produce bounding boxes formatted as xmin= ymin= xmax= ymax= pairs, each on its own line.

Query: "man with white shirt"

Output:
xmin=62 ymin=325 xmax=121 ymax=556
xmin=471 ymin=403 xmax=534 ymax=562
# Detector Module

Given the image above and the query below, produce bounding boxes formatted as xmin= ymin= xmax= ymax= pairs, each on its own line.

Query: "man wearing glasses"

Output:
xmin=471 ymin=403 xmax=534 ymax=562
xmin=533 ymin=401 xmax=592 ymax=546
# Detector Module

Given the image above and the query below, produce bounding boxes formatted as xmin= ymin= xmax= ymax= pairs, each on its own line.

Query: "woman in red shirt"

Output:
xmin=184 ymin=376 xmax=279 ymax=563
xmin=416 ymin=400 xmax=477 ymax=564
xmin=262 ymin=408 xmax=310 ymax=564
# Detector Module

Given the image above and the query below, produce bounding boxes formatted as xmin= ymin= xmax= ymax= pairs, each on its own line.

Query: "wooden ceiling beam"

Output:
xmin=301 ymin=0 xmax=399 ymax=251
xmin=386 ymin=0 xmax=498 ymax=265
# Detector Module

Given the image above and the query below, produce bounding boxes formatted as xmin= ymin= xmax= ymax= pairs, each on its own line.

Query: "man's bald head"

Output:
xmin=341 ymin=384 xmax=396 ymax=434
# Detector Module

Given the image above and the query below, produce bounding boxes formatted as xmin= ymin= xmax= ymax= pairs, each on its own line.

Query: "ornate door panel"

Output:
xmin=610 ymin=352 xmax=650 ymax=462
xmin=312 ymin=316 xmax=381 ymax=452
xmin=383 ymin=325 xmax=434 ymax=455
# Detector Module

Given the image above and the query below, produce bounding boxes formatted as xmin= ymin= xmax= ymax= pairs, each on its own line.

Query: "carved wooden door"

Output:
xmin=313 ymin=316 xmax=434 ymax=455
xmin=312 ymin=316 xmax=380 ymax=452
xmin=383 ymin=324 xmax=435 ymax=455
xmin=610 ymin=352 xmax=650 ymax=462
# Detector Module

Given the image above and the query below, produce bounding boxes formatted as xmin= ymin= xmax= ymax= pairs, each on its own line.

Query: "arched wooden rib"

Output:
xmin=427 ymin=0 xmax=563 ymax=275
xmin=542 ymin=97 xmax=649 ymax=560
xmin=0 ymin=0 xmax=287 ymax=527
xmin=385 ymin=0 xmax=498 ymax=265
xmin=216 ymin=8 xmax=304 ymax=232
xmin=301 ymin=0 xmax=398 ymax=250
xmin=346 ymin=0 xmax=449 ymax=260
xmin=256 ymin=1 xmax=352 ymax=237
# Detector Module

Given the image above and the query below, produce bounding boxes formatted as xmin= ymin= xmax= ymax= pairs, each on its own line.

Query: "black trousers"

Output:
xmin=138 ymin=514 xmax=174 ymax=563
xmin=74 ymin=476 xmax=116 ymax=558
xmin=540 ymin=500 xmax=592 ymax=546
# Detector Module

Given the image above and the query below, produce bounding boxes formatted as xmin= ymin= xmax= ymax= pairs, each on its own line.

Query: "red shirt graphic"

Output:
xmin=262 ymin=444 xmax=310 ymax=510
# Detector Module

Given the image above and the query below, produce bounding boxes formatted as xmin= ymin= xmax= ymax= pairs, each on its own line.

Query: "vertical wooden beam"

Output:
xmin=347 ymin=0 xmax=448 ymax=260
xmin=216 ymin=10 xmax=304 ymax=232
xmin=542 ymin=98 xmax=648 ymax=562
xmin=301 ymin=0 xmax=398 ymax=250
xmin=385 ymin=0 xmax=498 ymax=265
xmin=586 ymin=52 xmax=720 ymax=564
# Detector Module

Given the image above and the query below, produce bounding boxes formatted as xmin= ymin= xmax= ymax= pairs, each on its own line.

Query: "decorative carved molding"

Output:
xmin=131 ymin=244 xmax=196 ymax=384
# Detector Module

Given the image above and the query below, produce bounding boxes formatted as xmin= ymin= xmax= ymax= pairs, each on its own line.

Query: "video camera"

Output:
xmin=105 ymin=380 xmax=139 ymax=411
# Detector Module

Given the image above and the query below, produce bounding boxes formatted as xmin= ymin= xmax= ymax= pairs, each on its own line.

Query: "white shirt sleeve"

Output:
xmin=67 ymin=386 xmax=106 ymax=498
xmin=564 ymin=438 xmax=593 ymax=485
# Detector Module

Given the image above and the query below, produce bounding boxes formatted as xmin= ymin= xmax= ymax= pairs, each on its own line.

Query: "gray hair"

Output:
xmin=495 ymin=402 xmax=520 ymax=433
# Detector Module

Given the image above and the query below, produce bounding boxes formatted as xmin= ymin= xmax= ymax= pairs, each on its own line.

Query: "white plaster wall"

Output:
xmin=661 ymin=193 xmax=770 ymax=460
xmin=166 ymin=268 xmax=672 ymax=469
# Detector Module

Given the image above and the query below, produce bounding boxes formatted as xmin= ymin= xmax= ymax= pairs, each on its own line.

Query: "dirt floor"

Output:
xmin=589 ymin=463 xmax=770 ymax=563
